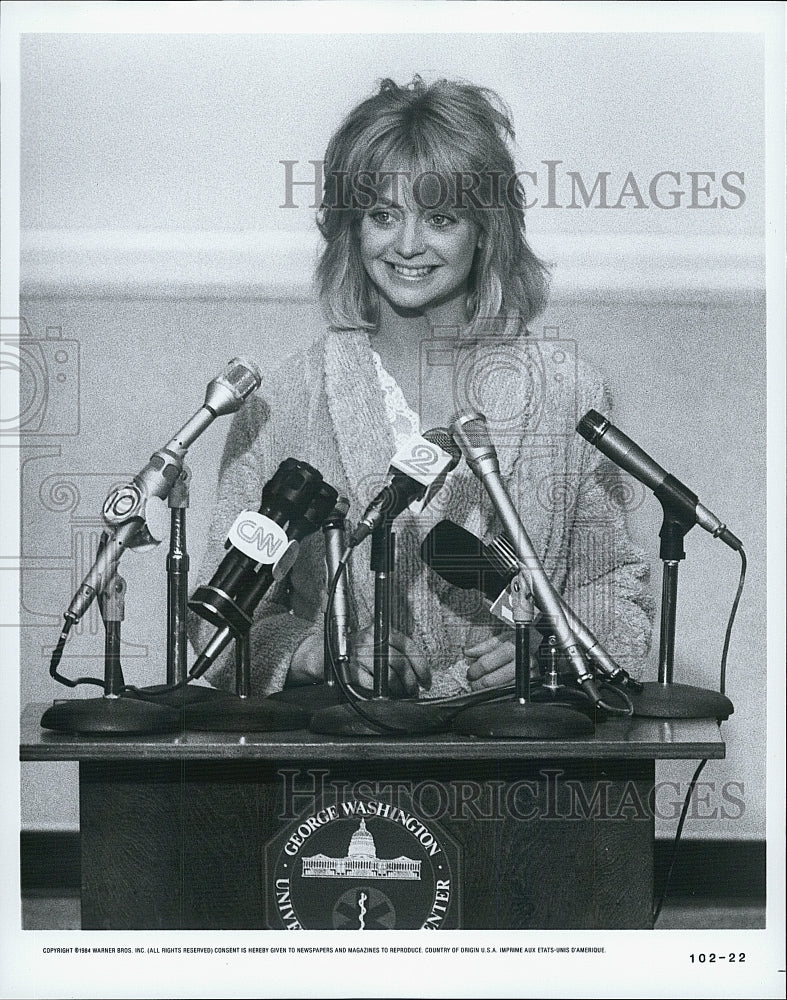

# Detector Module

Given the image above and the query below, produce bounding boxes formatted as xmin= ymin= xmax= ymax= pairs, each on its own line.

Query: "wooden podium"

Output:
xmin=21 ymin=703 xmax=724 ymax=931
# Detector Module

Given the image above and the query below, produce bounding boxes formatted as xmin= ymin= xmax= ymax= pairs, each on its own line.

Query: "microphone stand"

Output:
xmin=453 ymin=572 xmax=594 ymax=738
xmin=265 ymin=615 xmax=351 ymax=711
xmin=372 ymin=516 xmax=395 ymax=699
xmin=626 ymin=495 xmax=733 ymax=719
xmin=268 ymin=500 xmax=356 ymax=711
xmin=139 ymin=465 xmax=222 ymax=706
xmin=184 ymin=602 xmax=311 ymax=732
xmin=44 ymin=360 xmax=265 ymax=731
xmin=41 ymin=566 xmax=180 ymax=734
xmin=184 ymin=552 xmax=311 ymax=731
xmin=528 ymin=633 xmax=596 ymax=717
xmin=167 ymin=467 xmax=190 ymax=687
xmin=310 ymin=516 xmax=467 ymax=736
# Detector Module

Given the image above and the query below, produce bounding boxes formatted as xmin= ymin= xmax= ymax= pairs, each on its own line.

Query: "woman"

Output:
xmin=189 ymin=77 xmax=653 ymax=698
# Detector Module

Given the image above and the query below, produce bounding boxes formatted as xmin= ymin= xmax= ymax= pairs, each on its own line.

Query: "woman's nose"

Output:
xmin=395 ymin=215 xmax=426 ymax=257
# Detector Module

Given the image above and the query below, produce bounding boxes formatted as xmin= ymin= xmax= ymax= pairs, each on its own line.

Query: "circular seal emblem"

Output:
xmin=267 ymin=797 xmax=458 ymax=930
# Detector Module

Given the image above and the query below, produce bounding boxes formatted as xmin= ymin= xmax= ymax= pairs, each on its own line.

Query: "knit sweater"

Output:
xmin=188 ymin=328 xmax=654 ymax=697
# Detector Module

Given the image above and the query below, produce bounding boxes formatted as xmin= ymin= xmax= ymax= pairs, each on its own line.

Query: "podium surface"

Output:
xmin=21 ymin=703 xmax=725 ymax=931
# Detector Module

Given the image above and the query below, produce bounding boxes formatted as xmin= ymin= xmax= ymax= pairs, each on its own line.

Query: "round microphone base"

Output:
xmin=267 ymin=681 xmax=379 ymax=712
xmin=308 ymin=685 xmax=538 ymax=736
xmin=452 ymin=699 xmax=595 ymax=739
xmin=627 ymin=682 xmax=734 ymax=720
xmin=529 ymin=684 xmax=595 ymax=717
xmin=40 ymin=696 xmax=180 ymax=736
xmin=136 ymin=683 xmax=226 ymax=707
xmin=309 ymin=698 xmax=461 ymax=737
xmin=268 ymin=683 xmax=343 ymax=711
xmin=183 ymin=694 xmax=310 ymax=732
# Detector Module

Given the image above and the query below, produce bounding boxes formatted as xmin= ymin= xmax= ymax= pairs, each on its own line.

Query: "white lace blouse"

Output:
xmin=370 ymin=349 xmax=422 ymax=446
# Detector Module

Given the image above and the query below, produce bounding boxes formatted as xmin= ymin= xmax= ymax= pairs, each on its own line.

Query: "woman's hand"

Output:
xmin=288 ymin=627 xmax=431 ymax=696
xmin=464 ymin=633 xmax=516 ymax=690
xmin=349 ymin=625 xmax=431 ymax=697
xmin=288 ymin=630 xmax=325 ymax=687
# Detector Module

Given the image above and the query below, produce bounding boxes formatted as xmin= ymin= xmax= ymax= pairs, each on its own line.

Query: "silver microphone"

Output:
xmin=323 ymin=496 xmax=352 ymax=663
xmin=65 ymin=357 xmax=263 ymax=623
xmin=164 ymin=357 xmax=263 ymax=453
xmin=449 ymin=410 xmax=600 ymax=704
xmin=486 ymin=533 xmax=640 ymax=690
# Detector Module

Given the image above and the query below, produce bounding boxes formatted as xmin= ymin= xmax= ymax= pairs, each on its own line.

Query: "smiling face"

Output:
xmin=358 ymin=179 xmax=480 ymax=325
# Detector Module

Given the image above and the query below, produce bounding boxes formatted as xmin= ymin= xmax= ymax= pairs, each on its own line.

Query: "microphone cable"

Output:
xmin=596 ymin=680 xmax=634 ymax=716
xmin=323 ymin=549 xmax=413 ymax=735
xmin=720 ymin=547 xmax=747 ymax=696
xmin=652 ymin=545 xmax=747 ymax=925
xmin=48 ymin=615 xmax=204 ymax=701
xmin=48 ymin=618 xmax=104 ymax=689
xmin=50 ymin=530 xmax=125 ymax=690
xmin=322 ymin=548 xmax=517 ymax=733
xmin=652 ymin=757 xmax=707 ymax=925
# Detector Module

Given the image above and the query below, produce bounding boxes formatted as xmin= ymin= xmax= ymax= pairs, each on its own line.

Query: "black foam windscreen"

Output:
xmin=420 ymin=520 xmax=512 ymax=600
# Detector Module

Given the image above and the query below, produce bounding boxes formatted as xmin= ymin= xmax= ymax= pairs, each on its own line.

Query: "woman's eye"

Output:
xmin=429 ymin=214 xmax=455 ymax=228
xmin=369 ymin=210 xmax=394 ymax=226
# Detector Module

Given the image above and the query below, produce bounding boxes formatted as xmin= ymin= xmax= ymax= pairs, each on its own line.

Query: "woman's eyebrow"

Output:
xmin=372 ymin=194 xmax=401 ymax=209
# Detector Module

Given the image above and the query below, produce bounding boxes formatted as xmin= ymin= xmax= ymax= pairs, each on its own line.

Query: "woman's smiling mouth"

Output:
xmin=387 ymin=262 xmax=439 ymax=279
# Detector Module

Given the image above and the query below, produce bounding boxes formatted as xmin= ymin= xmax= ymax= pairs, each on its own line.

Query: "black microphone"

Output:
xmin=576 ymin=409 xmax=743 ymax=551
xmin=420 ymin=519 xmax=510 ymax=601
xmin=348 ymin=428 xmax=461 ymax=547
xmin=189 ymin=458 xmax=316 ymax=632
xmin=65 ymin=357 xmax=263 ymax=623
xmin=189 ymin=465 xmax=338 ymax=679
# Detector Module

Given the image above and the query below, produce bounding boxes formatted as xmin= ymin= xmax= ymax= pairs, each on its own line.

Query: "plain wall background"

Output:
xmin=16 ymin=32 xmax=766 ymax=839
xmin=19 ymin=32 xmax=763 ymax=235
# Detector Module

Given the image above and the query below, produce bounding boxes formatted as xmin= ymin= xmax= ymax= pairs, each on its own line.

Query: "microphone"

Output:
xmin=189 ymin=465 xmax=338 ymax=680
xmin=449 ymin=410 xmax=601 ymax=704
xmin=189 ymin=458 xmax=319 ymax=632
xmin=576 ymin=409 xmax=742 ymax=551
xmin=65 ymin=357 xmax=263 ymax=622
xmin=420 ymin=519 xmax=511 ymax=602
xmin=485 ymin=532 xmax=640 ymax=688
xmin=420 ymin=520 xmax=639 ymax=688
xmin=323 ymin=496 xmax=352 ymax=663
xmin=348 ymin=428 xmax=461 ymax=547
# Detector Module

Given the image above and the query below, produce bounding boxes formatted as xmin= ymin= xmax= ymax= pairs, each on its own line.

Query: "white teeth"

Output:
xmin=392 ymin=264 xmax=435 ymax=278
